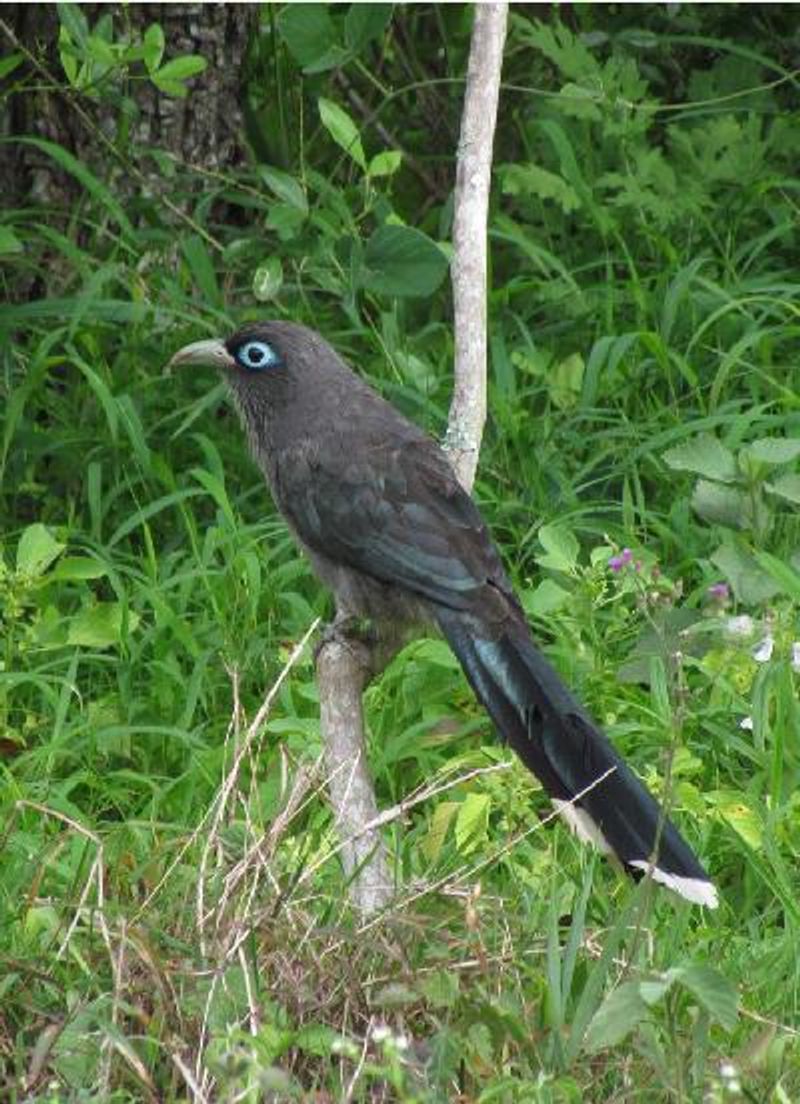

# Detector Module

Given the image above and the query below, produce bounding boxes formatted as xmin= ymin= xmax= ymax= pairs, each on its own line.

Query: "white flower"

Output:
xmin=726 ymin=615 xmax=754 ymax=638
xmin=739 ymin=716 xmax=753 ymax=731
xmin=752 ymin=635 xmax=774 ymax=663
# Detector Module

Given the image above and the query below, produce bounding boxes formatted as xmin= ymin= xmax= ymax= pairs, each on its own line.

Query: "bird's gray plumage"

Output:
xmin=168 ymin=321 xmax=718 ymax=908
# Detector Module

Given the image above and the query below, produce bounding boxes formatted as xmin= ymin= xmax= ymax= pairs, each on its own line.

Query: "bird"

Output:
xmin=168 ymin=321 xmax=718 ymax=909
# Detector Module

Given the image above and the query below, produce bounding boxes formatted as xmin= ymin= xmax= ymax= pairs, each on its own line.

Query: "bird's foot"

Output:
xmin=314 ymin=615 xmax=378 ymax=660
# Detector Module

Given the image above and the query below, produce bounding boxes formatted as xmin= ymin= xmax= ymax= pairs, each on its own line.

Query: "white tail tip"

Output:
xmin=630 ymin=860 xmax=719 ymax=908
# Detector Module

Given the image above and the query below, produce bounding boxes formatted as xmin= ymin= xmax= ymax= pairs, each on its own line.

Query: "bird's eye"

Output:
xmin=235 ymin=340 xmax=280 ymax=371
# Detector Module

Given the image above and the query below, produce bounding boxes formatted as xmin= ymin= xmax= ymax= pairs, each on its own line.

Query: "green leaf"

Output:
xmin=360 ymin=225 xmax=449 ymax=297
xmin=153 ymin=55 xmax=207 ymax=82
xmin=253 ymin=257 xmax=284 ymax=302
xmin=368 ymin=150 xmax=403 ymax=178
xmin=691 ymin=480 xmax=750 ymax=529
xmin=0 ymin=54 xmax=24 ymax=81
xmin=143 ymin=24 xmax=165 ymax=73
xmin=67 ymin=603 xmax=140 ymax=648
xmin=536 ymin=523 xmax=579 ymax=572
xmin=711 ymin=541 xmax=779 ymax=604
xmin=498 ymin=163 xmax=582 ymax=213
xmin=669 ymin=965 xmax=738 ymax=1032
xmin=258 ymin=165 xmax=308 ymax=214
xmin=524 ymin=579 xmax=571 ymax=617
xmin=742 ymin=437 xmax=800 ymax=467
xmin=152 ymin=54 xmax=207 ymax=97
xmin=181 ymin=234 xmax=220 ymax=306
xmin=454 ymin=792 xmax=490 ymax=855
xmin=422 ymin=800 xmax=459 ymax=863
xmin=765 ymin=472 xmax=800 ymax=505
xmin=277 ymin=5 xmax=345 ymax=72
xmin=549 ymin=352 xmax=584 ymax=409
xmin=662 ymin=434 xmax=738 ymax=482
xmin=57 ymin=2 xmax=89 ymax=47
xmin=85 ymin=34 xmax=115 ymax=67
xmin=294 ymin=1024 xmax=342 ymax=1057
xmin=707 ymin=791 xmax=763 ymax=849
xmin=557 ymin=82 xmax=602 ymax=120
xmin=318 ymin=97 xmax=366 ymax=170
xmin=344 ymin=4 xmax=393 ymax=52
xmin=16 ymin=524 xmax=65 ymax=577
xmin=752 ymin=550 xmax=800 ymax=602
xmin=584 ymin=981 xmax=651 ymax=1052
xmin=0 ymin=226 xmax=23 ymax=254
xmin=49 ymin=557 xmax=108 ymax=583
xmin=419 ymin=969 xmax=460 ymax=1009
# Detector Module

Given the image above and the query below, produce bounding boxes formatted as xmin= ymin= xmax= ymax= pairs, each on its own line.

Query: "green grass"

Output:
xmin=2 ymin=4 xmax=800 ymax=1101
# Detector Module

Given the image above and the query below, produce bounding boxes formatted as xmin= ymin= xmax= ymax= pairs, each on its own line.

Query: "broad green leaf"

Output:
xmin=669 ymin=965 xmax=738 ymax=1031
xmin=152 ymin=55 xmax=207 ymax=97
xmin=153 ymin=55 xmax=207 ymax=82
xmin=50 ymin=557 xmax=108 ymax=582
xmin=711 ymin=541 xmax=779 ymax=604
xmin=707 ymin=791 xmax=763 ymax=849
xmin=422 ymin=800 xmax=459 ymax=862
xmin=753 ymin=550 xmax=800 ymax=602
xmin=584 ymin=981 xmax=650 ymax=1051
xmin=0 ymin=226 xmax=23 ymax=254
xmin=368 ymin=150 xmax=403 ymax=178
xmin=766 ymin=473 xmax=800 ymax=505
xmin=143 ymin=23 xmax=165 ymax=73
xmin=258 ymin=165 xmax=308 ymax=214
xmin=662 ymin=434 xmax=737 ymax=483
xmin=742 ymin=437 xmax=800 ymax=467
xmin=360 ymin=225 xmax=449 ymax=297
xmin=691 ymin=480 xmax=750 ymax=529
xmin=85 ymin=34 xmax=115 ymax=66
xmin=67 ymin=603 xmax=140 ymax=648
xmin=57 ymin=2 xmax=89 ymax=47
xmin=253 ymin=257 xmax=284 ymax=302
xmin=454 ymin=792 xmax=490 ymax=855
xmin=16 ymin=524 xmax=65 ymax=577
xmin=524 ymin=579 xmax=571 ymax=617
xmin=536 ymin=523 xmax=579 ymax=572
xmin=277 ymin=5 xmax=345 ymax=72
xmin=344 ymin=4 xmax=393 ymax=52
xmin=318 ymin=97 xmax=366 ymax=169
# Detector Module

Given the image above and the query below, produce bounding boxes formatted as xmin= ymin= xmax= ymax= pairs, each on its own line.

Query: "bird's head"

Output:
xmin=167 ymin=322 xmax=288 ymax=376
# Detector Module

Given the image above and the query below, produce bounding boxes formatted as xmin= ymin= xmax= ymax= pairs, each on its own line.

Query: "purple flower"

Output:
xmin=707 ymin=582 xmax=730 ymax=601
xmin=609 ymin=547 xmax=633 ymax=572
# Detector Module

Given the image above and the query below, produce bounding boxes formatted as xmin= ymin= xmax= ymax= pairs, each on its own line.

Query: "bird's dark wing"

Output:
xmin=276 ymin=436 xmax=514 ymax=615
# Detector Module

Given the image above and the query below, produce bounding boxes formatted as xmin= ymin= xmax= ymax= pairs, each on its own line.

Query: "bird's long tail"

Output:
xmin=436 ymin=607 xmax=717 ymax=908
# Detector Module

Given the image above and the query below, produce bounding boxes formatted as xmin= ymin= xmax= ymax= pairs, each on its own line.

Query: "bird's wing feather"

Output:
xmin=277 ymin=437 xmax=513 ymax=613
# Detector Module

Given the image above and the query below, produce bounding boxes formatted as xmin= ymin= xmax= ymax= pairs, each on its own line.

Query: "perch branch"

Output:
xmin=445 ymin=2 xmax=508 ymax=490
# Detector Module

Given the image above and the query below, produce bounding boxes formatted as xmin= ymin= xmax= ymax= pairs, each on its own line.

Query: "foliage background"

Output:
xmin=1 ymin=4 xmax=799 ymax=1101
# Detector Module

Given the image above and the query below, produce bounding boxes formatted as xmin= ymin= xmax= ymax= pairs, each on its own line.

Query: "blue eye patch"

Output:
xmin=234 ymin=340 xmax=282 ymax=371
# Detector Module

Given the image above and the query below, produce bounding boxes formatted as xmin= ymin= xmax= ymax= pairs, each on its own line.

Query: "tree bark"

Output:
xmin=1 ymin=4 xmax=253 ymax=214
xmin=445 ymin=2 xmax=508 ymax=491
xmin=317 ymin=2 xmax=508 ymax=915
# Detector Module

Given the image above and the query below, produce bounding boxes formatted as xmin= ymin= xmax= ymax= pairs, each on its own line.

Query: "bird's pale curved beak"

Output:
xmin=166 ymin=338 xmax=235 ymax=373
